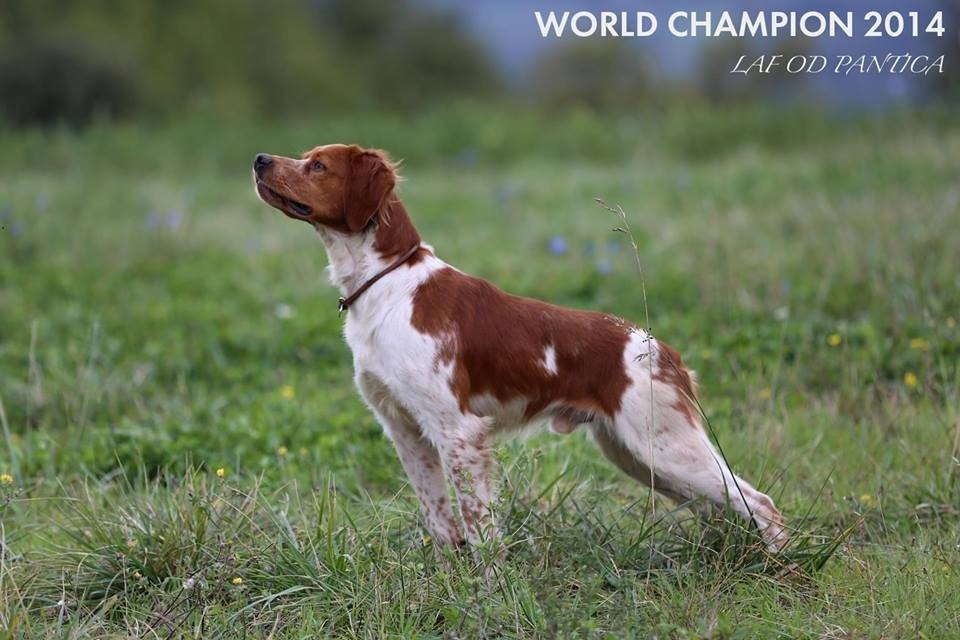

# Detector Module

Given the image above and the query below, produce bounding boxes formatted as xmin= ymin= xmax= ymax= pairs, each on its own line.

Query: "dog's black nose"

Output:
xmin=254 ymin=153 xmax=273 ymax=173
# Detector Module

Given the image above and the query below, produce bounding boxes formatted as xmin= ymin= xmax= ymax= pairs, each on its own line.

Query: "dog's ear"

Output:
xmin=345 ymin=150 xmax=396 ymax=232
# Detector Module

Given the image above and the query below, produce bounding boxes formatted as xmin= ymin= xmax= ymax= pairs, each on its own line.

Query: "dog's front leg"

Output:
xmin=385 ymin=419 xmax=466 ymax=547
xmin=357 ymin=374 xmax=464 ymax=546
xmin=431 ymin=420 xmax=499 ymax=548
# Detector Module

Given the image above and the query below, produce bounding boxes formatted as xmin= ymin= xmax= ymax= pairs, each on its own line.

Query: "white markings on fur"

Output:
xmin=314 ymin=225 xmax=391 ymax=297
xmin=541 ymin=344 xmax=558 ymax=376
xmin=604 ymin=332 xmax=787 ymax=550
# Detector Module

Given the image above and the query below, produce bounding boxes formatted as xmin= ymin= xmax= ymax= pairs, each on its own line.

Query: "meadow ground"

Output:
xmin=1 ymin=106 xmax=958 ymax=638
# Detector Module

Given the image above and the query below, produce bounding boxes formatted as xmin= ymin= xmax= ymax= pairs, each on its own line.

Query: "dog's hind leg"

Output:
xmin=594 ymin=408 xmax=788 ymax=551
xmin=589 ymin=422 xmax=689 ymax=506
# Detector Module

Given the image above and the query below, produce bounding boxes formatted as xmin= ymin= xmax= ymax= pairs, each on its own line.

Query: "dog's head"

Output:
xmin=253 ymin=144 xmax=397 ymax=233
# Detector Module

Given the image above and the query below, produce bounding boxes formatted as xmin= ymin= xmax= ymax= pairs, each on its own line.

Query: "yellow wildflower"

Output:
xmin=277 ymin=446 xmax=288 ymax=456
xmin=904 ymin=372 xmax=918 ymax=388
xmin=758 ymin=388 xmax=772 ymax=400
xmin=0 ymin=473 xmax=12 ymax=485
xmin=827 ymin=334 xmax=842 ymax=347
xmin=231 ymin=577 xmax=243 ymax=585
xmin=216 ymin=467 xmax=226 ymax=478
xmin=908 ymin=338 xmax=930 ymax=351
xmin=280 ymin=385 xmax=295 ymax=400
xmin=859 ymin=493 xmax=874 ymax=506
xmin=298 ymin=447 xmax=308 ymax=456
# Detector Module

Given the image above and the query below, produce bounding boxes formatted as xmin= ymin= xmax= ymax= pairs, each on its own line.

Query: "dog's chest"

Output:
xmin=341 ymin=261 xmax=446 ymax=379
xmin=343 ymin=304 xmax=401 ymax=364
xmin=345 ymin=301 xmax=444 ymax=388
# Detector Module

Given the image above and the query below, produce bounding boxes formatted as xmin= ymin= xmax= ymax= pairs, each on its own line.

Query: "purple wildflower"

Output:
xmin=548 ymin=235 xmax=569 ymax=255
xmin=166 ymin=209 xmax=184 ymax=231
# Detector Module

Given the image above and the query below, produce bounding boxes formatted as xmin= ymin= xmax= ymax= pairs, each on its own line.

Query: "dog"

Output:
xmin=253 ymin=144 xmax=787 ymax=551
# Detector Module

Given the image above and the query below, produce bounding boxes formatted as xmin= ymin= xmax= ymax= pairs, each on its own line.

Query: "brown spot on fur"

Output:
xmin=651 ymin=341 xmax=700 ymax=426
xmin=411 ymin=268 xmax=632 ymax=419
xmin=372 ymin=197 xmax=425 ymax=263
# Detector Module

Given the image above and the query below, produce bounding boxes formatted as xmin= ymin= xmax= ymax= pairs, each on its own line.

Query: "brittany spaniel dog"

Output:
xmin=253 ymin=144 xmax=787 ymax=551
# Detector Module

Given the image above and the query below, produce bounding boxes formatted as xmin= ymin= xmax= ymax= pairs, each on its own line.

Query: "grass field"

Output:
xmin=1 ymin=106 xmax=959 ymax=638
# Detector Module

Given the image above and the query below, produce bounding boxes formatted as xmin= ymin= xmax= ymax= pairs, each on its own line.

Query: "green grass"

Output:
xmin=1 ymin=105 xmax=959 ymax=637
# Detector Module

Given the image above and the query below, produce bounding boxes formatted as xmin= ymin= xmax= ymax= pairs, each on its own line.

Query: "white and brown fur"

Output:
xmin=253 ymin=144 xmax=787 ymax=551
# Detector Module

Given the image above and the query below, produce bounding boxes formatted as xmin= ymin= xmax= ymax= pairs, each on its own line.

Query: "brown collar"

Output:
xmin=338 ymin=243 xmax=421 ymax=316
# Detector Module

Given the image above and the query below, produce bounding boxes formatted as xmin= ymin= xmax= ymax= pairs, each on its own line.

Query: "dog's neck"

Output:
xmin=315 ymin=197 xmax=422 ymax=298
xmin=315 ymin=226 xmax=383 ymax=296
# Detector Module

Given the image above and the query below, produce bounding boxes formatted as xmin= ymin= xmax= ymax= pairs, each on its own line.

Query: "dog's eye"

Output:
xmin=310 ymin=160 xmax=326 ymax=172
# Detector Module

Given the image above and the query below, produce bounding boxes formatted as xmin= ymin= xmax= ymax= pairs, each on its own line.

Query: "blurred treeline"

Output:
xmin=0 ymin=0 xmax=497 ymax=126
xmin=1 ymin=0 xmax=958 ymax=128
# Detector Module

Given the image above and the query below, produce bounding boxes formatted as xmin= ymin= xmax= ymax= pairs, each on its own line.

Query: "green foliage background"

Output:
xmin=1 ymin=1 xmax=959 ymax=637
xmin=2 ymin=104 xmax=959 ymax=637
xmin=0 ymin=0 xmax=499 ymax=125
